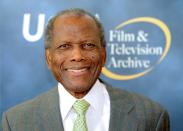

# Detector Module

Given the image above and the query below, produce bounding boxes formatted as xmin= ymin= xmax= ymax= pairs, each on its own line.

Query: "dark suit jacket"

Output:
xmin=1 ymin=84 xmax=170 ymax=131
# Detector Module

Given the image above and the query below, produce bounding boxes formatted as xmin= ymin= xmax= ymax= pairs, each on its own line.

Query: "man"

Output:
xmin=1 ymin=8 xmax=170 ymax=131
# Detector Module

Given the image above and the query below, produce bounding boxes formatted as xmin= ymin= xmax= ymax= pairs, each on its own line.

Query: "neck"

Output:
xmin=70 ymin=91 xmax=89 ymax=99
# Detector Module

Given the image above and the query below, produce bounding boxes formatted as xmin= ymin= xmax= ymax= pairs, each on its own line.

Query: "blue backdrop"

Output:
xmin=1 ymin=0 xmax=183 ymax=131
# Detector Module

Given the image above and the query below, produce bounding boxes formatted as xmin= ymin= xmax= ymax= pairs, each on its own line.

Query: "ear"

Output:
xmin=101 ymin=47 xmax=106 ymax=67
xmin=45 ymin=49 xmax=52 ymax=69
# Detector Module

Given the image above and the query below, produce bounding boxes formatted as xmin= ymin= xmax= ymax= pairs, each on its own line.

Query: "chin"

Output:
xmin=70 ymin=81 xmax=92 ymax=91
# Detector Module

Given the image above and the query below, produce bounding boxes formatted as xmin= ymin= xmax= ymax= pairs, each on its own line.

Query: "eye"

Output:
xmin=82 ymin=42 xmax=96 ymax=49
xmin=57 ymin=43 xmax=71 ymax=50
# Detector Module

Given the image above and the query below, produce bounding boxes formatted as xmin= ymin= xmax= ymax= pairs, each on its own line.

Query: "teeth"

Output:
xmin=67 ymin=68 xmax=87 ymax=73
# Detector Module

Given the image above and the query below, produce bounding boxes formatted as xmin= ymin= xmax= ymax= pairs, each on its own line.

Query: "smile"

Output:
xmin=67 ymin=68 xmax=88 ymax=73
xmin=65 ymin=66 xmax=90 ymax=76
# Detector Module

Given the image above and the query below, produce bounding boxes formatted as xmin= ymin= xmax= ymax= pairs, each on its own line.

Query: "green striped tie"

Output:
xmin=72 ymin=99 xmax=90 ymax=131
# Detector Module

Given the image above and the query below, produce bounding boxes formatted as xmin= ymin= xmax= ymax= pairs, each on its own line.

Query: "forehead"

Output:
xmin=56 ymin=13 xmax=93 ymax=22
xmin=52 ymin=15 xmax=100 ymax=38
xmin=54 ymin=14 xmax=97 ymax=27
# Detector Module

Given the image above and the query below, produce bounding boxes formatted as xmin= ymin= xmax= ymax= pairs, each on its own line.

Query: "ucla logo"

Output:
xmin=102 ymin=17 xmax=171 ymax=80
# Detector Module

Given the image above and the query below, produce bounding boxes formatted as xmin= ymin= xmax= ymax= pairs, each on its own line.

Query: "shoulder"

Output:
xmin=2 ymin=87 xmax=58 ymax=122
xmin=105 ymin=82 xmax=169 ymax=126
xmin=105 ymin=82 xmax=169 ymax=130
xmin=105 ymin=82 xmax=165 ymax=111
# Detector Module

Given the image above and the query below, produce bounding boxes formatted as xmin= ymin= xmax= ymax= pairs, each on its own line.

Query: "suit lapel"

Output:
xmin=106 ymin=85 xmax=139 ymax=131
xmin=34 ymin=87 xmax=64 ymax=131
xmin=34 ymin=83 xmax=139 ymax=131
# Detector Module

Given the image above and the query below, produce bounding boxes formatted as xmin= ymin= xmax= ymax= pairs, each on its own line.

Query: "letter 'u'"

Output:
xmin=23 ymin=14 xmax=45 ymax=42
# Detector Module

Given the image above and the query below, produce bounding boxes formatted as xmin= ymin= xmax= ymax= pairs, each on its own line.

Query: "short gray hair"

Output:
xmin=44 ymin=8 xmax=106 ymax=49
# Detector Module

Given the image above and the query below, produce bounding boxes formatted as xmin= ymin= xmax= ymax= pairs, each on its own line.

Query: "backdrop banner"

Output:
xmin=1 ymin=0 xmax=183 ymax=130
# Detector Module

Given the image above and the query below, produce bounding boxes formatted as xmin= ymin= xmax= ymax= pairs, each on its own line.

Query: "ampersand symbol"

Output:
xmin=137 ymin=30 xmax=148 ymax=42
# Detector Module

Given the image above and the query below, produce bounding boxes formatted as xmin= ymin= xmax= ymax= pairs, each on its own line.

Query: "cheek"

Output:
xmin=51 ymin=54 xmax=65 ymax=68
xmin=89 ymin=52 xmax=102 ymax=65
xmin=91 ymin=55 xmax=95 ymax=59
xmin=88 ymin=52 xmax=99 ymax=59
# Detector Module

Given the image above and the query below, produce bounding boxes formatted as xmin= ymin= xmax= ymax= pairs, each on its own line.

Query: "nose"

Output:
xmin=70 ymin=47 xmax=85 ymax=62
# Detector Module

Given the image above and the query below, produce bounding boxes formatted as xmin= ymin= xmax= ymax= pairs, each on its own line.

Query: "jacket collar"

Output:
xmin=35 ymin=87 xmax=64 ymax=131
xmin=105 ymin=84 xmax=136 ymax=131
xmin=37 ymin=82 xmax=136 ymax=131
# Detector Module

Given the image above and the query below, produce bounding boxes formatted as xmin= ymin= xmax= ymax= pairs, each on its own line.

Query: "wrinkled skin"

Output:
xmin=46 ymin=15 xmax=106 ymax=98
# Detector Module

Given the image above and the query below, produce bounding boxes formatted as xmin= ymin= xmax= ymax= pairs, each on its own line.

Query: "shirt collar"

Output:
xmin=58 ymin=79 xmax=105 ymax=120
xmin=83 ymin=80 xmax=104 ymax=113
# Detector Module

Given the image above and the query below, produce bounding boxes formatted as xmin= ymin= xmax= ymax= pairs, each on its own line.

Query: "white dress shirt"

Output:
xmin=58 ymin=79 xmax=110 ymax=131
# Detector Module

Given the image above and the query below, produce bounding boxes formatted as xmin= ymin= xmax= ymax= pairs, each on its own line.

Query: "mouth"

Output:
xmin=65 ymin=67 xmax=90 ymax=76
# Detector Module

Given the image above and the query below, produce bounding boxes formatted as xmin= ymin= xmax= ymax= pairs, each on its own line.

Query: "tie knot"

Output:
xmin=73 ymin=99 xmax=90 ymax=115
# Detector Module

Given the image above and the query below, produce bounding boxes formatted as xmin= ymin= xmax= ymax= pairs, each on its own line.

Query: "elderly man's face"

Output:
xmin=46 ymin=15 xmax=106 ymax=98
